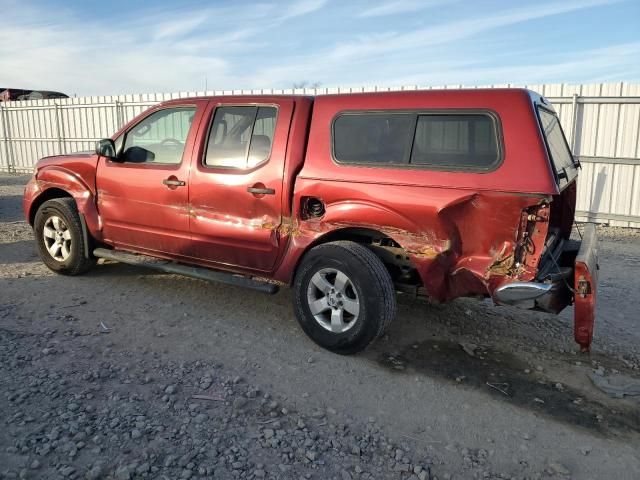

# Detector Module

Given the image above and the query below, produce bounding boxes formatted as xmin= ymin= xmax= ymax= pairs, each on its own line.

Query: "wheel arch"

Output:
xmin=289 ymin=226 xmax=423 ymax=291
xmin=29 ymin=166 xmax=102 ymax=241
xmin=28 ymin=187 xmax=73 ymax=225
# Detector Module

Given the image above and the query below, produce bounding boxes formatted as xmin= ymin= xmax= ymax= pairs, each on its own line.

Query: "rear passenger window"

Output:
xmin=333 ymin=111 xmax=500 ymax=170
xmin=411 ymin=114 xmax=498 ymax=168
xmin=204 ymin=106 xmax=277 ymax=169
xmin=333 ymin=114 xmax=414 ymax=164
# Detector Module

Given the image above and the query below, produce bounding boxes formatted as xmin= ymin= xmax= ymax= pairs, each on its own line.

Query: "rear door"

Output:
xmin=188 ymin=99 xmax=294 ymax=272
xmin=96 ymin=101 xmax=207 ymax=255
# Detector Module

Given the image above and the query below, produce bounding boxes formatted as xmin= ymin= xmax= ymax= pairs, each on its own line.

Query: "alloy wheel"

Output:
xmin=43 ymin=215 xmax=72 ymax=262
xmin=306 ymin=267 xmax=360 ymax=333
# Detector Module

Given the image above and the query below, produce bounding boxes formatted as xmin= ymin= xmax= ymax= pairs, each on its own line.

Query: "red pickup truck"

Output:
xmin=23 ymin=89 xmax=598 ymax=354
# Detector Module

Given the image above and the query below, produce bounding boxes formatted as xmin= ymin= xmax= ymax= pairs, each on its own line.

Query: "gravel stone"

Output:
xmin=0 ymin=183 xmax=638 ymax=480
xmin=194 ymin=413 xmax=208 ymax=424
xmin=164 ymin=385 xmax=178 ymax=394
xmin=549 ymin=461 xmax=571 ymax=476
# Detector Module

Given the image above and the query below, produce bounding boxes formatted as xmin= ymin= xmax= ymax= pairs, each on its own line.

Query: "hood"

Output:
xmin=35 ymin=151 xmax=95 ymax=170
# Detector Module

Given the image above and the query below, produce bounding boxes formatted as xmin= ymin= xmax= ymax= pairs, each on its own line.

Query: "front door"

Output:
xmin=96 ymin=102 xmax=206 ymax=256
xmin=188 ymin=100 xmax=294 ymax=272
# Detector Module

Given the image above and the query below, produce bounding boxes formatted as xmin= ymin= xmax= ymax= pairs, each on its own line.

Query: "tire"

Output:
xmin=34 ymin=198 xmax=96 ymax=275
xmin=293 ymin=241 xmax=396 ymax=354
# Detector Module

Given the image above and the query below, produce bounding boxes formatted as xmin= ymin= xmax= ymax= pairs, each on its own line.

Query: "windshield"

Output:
xmin=538 ymin=108 xmax=578 ymax=187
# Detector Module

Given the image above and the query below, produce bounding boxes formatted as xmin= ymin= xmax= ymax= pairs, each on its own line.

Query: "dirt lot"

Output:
xmin=1 ymin=173 xmax=640 ymax=480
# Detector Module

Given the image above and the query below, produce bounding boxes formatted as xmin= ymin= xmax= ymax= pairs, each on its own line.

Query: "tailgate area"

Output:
xmin=535 ymin=223 xmax=599 ymax=351
xmin=574 ymin=223 xmax=598 ymax=351
xmin=495 ymin=223 xmax=599 ymax=351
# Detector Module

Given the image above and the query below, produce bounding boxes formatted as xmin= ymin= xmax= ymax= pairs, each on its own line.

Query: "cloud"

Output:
xmin=382 ymin=42 xmax=640 ymax=86
xmin=0 ymin=3 xmax=235 ymax=95
xmin=359 ymin=0 xmax=453 ymax=17
xmin=281 ymin=0 xmax=330 ymax=20
xmin=329 ymin=0 xmax=622 ymax=62
xmin=251 ymin=0 xmax=625 ymax=86
xmin=0 ymin=0 xmax=330 ymax=95
xmin=0 ymin=0 xmax=635 ymax=96
xmin=153 ymin=14 xmax=208 ymax=41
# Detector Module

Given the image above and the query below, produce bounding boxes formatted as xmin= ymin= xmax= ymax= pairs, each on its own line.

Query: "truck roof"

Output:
xmin=157 ymin=88 xmax=551 ymax=111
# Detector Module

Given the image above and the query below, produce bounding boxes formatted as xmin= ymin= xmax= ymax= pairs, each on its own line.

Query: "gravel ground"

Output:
xmin=1 ymin=173 xmax=640 ymax=480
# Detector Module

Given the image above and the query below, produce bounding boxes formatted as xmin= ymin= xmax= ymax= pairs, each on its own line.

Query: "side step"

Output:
xmin=93 ymin=248 xmax=279 ymax=294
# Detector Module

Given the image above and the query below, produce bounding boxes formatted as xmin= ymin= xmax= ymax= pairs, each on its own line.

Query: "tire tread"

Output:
xmin=34 ymin=198 xmax=95 ymax=275
xmin=293 ymin=240 xmax=396 ymax=354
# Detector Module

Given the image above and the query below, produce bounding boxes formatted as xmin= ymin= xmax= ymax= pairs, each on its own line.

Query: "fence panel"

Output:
xmin=1 ymin=82 xmax=639 ymax=227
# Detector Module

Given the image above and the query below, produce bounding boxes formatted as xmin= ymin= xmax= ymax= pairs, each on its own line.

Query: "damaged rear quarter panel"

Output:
xmin=274 ymin=90 xmax=558 ymax=300
xmin=275 ymin=178 xmax=547 ymax=301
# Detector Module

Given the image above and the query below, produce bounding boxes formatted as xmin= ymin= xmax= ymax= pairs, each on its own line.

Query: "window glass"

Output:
xmin=205 ymin=106 xmax=277 ymax=169
xmin=538 ymin=108 xmax=577 ymax=186
xmin=333 ymin=111 xmax=500 ymax=170
xmin=411 ymin=114 xmax=498 ymax=168
xmin=333 ymin=113 xmax=414 ymax=164
xmin=122 ymin=108 xmax=195 ymax=164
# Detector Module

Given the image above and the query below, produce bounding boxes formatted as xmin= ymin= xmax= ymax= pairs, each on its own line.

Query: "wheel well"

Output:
xmin=29 ymin=188 xmax=73 ymax=225
xmin=301 ymin=227 xmax=422 ymax=289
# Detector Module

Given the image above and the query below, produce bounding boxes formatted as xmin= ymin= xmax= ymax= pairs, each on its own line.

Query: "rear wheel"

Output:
xmin=34 ymin=198 xmax=95 ymax=275
xmin=293 ymin=241 xmax=396 ymax=354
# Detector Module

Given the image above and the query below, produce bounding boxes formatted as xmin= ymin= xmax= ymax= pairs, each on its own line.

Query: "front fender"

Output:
xmin=29 ymin=166 xmax=102 ymax=240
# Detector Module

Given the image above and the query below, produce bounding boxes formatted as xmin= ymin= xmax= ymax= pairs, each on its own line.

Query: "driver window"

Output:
xmin=122 ymin=107 xmax=196 ymax=164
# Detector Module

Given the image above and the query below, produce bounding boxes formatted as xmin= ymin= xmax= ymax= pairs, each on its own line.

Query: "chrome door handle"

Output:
xmin=163 ymin=178 xmax=186 ymax=187
xmin=247 ymin=187 xmax=275 ymax=195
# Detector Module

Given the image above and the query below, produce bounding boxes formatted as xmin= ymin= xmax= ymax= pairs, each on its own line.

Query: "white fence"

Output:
xmin=1 ymin=82 xmax=639 ymax=227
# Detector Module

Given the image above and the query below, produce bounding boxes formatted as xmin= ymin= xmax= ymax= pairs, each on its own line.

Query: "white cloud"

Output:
xmin=383 ymin=42 xmax=640 ymax=86
xmin=359 ymin=0 xmax=453 ymax=17
xmin=153 ymin=14 xmax=208 ymax=41
xmin=281 ymin=0 xmax=330 ymax=20
xmin=0 ymin=0 xmax=634 ymax=96
xmin=251 ymin=0 xmax=625 ymax=86
xmin=328 ymin=0 xmax=622 ymax=62
xmin=0 ymin=6 xmax=235 ymax=95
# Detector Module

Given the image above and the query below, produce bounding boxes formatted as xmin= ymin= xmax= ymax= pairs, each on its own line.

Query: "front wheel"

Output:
xmin=293 ymin=241 xmax=396 ymax=354
xmin=34 ymin=198 xmax=95 ymax=275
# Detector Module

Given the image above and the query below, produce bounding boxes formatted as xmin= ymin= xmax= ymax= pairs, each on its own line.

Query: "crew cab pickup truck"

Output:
xmin=23 ymin=89 xmax=598 ymax=354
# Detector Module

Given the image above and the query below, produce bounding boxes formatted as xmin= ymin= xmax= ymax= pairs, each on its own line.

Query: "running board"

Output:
xmin=93 ymin=248 xmax=279 ymax=294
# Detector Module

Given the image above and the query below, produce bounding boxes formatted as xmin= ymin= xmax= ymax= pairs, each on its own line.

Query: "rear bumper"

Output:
xmin=494 ymin=280 xmax=567 ymax=311
xmin=494 ymin=224 xmax=598 ymax=351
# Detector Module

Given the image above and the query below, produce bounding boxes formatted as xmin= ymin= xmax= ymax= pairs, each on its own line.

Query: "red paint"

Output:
xmin=574 ymin=224 xmax=598 ymax=352
xmin=23 ymin=88 xmax=597 ymax=350
xmin=187 ymin=98 xmax=297 ymax=271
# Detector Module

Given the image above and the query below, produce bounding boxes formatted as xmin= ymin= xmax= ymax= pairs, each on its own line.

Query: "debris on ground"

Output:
xmin=459 ymin=342 xmax=478 ymax=357
xmin=589 ymin=373 xmax=640 ymax=398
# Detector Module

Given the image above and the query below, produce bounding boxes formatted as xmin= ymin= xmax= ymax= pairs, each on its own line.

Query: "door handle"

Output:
xmin=247 ymin=186 xmax=275 ymax=195
xmin=163 ymin=178 xmax=186 ymax=187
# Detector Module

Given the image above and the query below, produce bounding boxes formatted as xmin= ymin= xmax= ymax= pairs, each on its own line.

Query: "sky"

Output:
xmin=1 ymin=0 xmax=639 ymax=96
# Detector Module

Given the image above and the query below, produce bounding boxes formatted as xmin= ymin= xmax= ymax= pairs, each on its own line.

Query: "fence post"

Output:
xmin=570 ymin=93 xmax=580 ymax=153
xmin=115 ymin=100 xmax=125 ymax=129
xmin=54 ymin=102 xmax=65 ymax=155
xmin=0 ymin=103 xmax=14 ymax=173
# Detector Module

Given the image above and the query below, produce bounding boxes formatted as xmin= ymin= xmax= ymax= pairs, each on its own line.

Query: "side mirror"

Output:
xmin=95 ymin=139 xmax=117 ymax=159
